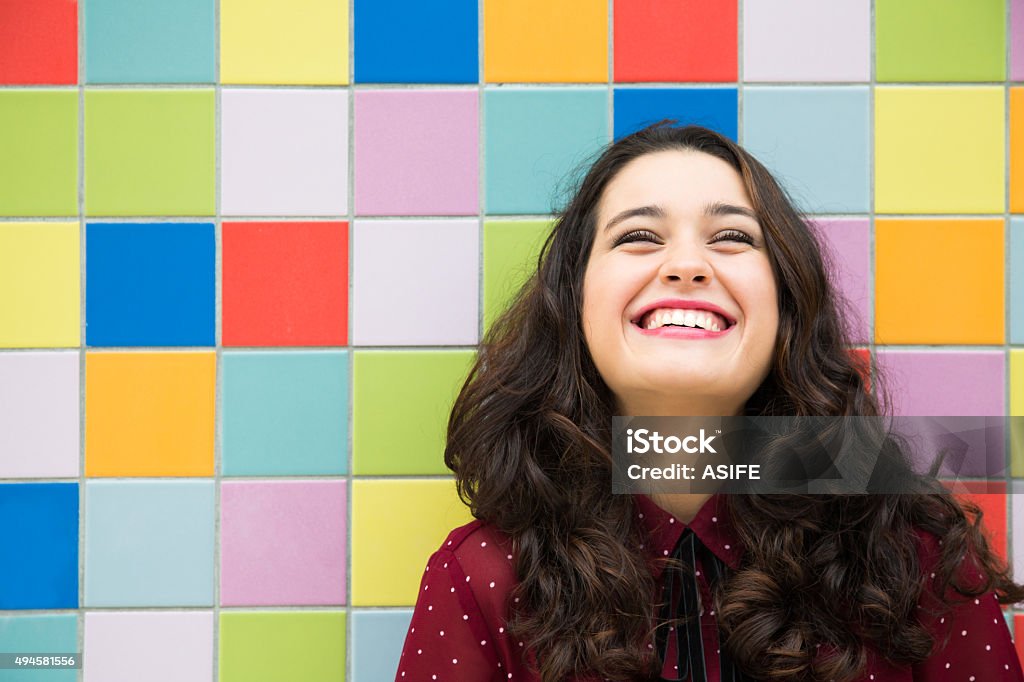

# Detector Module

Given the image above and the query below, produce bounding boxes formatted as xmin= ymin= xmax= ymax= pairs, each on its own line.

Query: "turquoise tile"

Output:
xmin=84 ymin=480 xmax=215 ymax=606
xmin=484 ymin=87 xmax=608 ymax=215
xmin=85 ymin=0 xmax=215 ymax=83
xmin=742 ymin=86 xmax=870 ymax=213
xmin=222 ymin=351 xmax=348 ymax=476
xmin=351 ymin=610 xmax=413 ymax=681
xmin=0 ymin=615 xmax=78 ymax=682
xmin=1012 ymin=218 xmax=1024 ymax=344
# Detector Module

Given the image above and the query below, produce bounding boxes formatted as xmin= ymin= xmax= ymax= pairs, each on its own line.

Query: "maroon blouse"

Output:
xmin=396 ymin=495 xmax=1024 ymax=681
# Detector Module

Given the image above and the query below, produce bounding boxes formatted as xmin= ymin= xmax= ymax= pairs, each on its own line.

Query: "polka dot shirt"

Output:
xmin=396 ymin=494 xmax=1024 ymax=681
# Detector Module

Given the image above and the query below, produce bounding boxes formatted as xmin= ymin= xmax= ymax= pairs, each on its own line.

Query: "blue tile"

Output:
xmin=85 ymin=0 xmax=216 ymax=83
xmin=351 ymin=610 xmax=413 ymax=681
xmin=84 ymin=480 xmax=215 ymax=607
xmin=354 ymin=0 xmax=478 ymax=83
xmin=86 ymin=223 xmax=215 ymax=347
xmin=484 ymin=88 xmax=608 ymax=215
xmin=222 ymin=351 xmax=349 ymax=476
xmin=613 ymin=88 xmax=738 ymax=141
xmin=0 ymin=483 xmax=78 ymax=609
xmin=742 ymin=86 xmax=871 ymax=213
xmin=1012 ymin=218 xmax=1024 ymax=344
xmin=0 ymin=615 xmax=78 ymax=682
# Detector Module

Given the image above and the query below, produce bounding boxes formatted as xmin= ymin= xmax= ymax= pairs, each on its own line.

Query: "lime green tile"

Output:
xmin=85 ymin=90 xmax=215 ymax=216
xmin=353 ymin=351 xmax=475 ymax=475
xmin=483 ymin=220 xmax=552 ymax=333
xmin=876 ymin=0 xmax=1005 ymax=82
xmin=219 ymin=611 xmax=345 ymax=682
xmin=0 ymin=91 xmax=78 ymax=217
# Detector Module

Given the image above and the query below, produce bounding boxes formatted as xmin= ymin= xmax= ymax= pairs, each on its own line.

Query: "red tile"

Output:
xmin=222 ymin=221 xmax=348 ymax=347
xmin=614 ymin=0 xmax=736 ymax=82
xmin=0 ymin=0 xmax=78 ymax=84
xmin=950 ymin=481 xmax=1008 ymax=563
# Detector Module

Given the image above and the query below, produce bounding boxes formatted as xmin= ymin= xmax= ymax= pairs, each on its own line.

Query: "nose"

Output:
xmin=658 ymin=240 xmax=712 ymax=285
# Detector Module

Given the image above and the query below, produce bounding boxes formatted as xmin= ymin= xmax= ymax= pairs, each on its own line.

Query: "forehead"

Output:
xmin=597 ymin=150 xmax=752 ymax=220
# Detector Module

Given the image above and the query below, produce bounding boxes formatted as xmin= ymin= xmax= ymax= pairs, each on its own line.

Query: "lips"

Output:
xmin=630 ymin=299 xmax=737 ymax=331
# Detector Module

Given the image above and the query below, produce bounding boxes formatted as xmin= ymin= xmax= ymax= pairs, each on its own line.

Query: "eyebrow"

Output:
xmin=603 ymin=201 xmax=759 ymax=233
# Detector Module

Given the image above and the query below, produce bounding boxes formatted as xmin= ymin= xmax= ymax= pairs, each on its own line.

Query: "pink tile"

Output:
xmin=1014 ymin=481 xmax=1024 ymax=585
xmin=876 ymin=351 xmax=1005 ymax=416
xmin=1014 ymin=0 xmax=1024 ymax=81
xmin=84 ymin=611 xmax=213 ymax=682
xmin=220 ymin=480 xmax=347 ymax=606
xmin=0 ymin=352 xmax=79 ymax=477
xmin=810 ymin=219 xmax=869 ymax=344
xmin=354 ymin=89 xmax=478 ymax=216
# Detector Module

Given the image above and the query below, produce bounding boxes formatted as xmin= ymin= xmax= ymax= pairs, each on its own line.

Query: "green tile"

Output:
xmin=219 ymin=611 xmax=345 ymax=682
xmin=85 ymin=90 xmax=215 ymax=215
xmin=483 ymin=219 xmax=552 ymax=333
xmin=876 ymin=0 xmax=1005 ymax=82
xmin=353 ymin=351 xmax=475 ymax=475
xmin=0 ymin=91 xmax=78 ymax=217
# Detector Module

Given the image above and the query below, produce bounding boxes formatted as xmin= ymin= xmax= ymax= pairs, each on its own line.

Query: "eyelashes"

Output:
xmin=612 ymin=228 xmax=756 ymax=247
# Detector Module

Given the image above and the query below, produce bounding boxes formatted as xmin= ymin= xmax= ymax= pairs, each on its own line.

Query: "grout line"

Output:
xmin=868 ymin=0 xmax=877 ymax=403
xmin=345 ymin=0 xmax=355 ymax=677
xmin=77 ymin=0 xmax=86 ymax=677
xmin=213 ymin=0 xmax=222 ymax=675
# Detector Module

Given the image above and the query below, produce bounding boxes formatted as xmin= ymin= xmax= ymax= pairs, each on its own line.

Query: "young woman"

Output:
xmin=395 ymin=124 xmax=1024 ymax=681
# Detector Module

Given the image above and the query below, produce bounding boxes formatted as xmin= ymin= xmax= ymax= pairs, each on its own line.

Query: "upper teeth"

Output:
xmin=642 ymin=308 xmax=727 ymax=332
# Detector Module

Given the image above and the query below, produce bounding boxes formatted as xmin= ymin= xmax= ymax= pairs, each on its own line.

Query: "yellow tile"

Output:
xmin=875 ymin=219 xmax=1003 ymax=344
xmin=351 ymin=479 xmax=473 ymax=606
xmin=875 ymin=87 xmax=1004 ymax=214
xmin=1012 ymin=88 xmax=1023 ymax=214
xmin=221 ymin=0 xmax=349 ymax=84
xmin=484 ymin=0 xmax=607 ymax=83
xmin=0 ymin=223 xmax=80 ymax=348
xmin=86 ymin=352 xmax=216 ymax=476
xmin=1011 ymin=351 xmax=1024 ymax=475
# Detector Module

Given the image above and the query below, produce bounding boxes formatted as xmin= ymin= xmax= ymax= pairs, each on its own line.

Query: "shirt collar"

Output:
xmin=635 ymin=493 xmax=744 ymax=575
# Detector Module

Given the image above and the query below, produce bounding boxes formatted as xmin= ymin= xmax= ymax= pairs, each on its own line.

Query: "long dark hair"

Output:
xmin=445 ymin=123 xmax=1024 ymax=681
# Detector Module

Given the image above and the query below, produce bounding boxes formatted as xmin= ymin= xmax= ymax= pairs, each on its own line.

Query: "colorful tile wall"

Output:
xmin=0 ymin=1 xmax=1020 ymax=680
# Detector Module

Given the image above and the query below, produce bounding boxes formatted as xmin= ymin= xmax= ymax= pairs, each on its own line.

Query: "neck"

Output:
xmin=648 ymin=492 xmax=714 ymax=524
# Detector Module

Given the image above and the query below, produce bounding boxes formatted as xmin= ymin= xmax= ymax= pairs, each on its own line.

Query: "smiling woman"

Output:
xmin=395 ymin=123 xmax=1024 ymax=682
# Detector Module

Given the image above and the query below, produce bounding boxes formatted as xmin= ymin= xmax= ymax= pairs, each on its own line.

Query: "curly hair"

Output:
xmin=444 ymin=123 xmax=1024 ymax=681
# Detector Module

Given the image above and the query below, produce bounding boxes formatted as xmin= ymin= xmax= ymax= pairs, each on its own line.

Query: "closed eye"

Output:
xmin=709 ymin=229 xmax=755 ymax=246
xmin=613 ymin=229 xmax=661 ymax=246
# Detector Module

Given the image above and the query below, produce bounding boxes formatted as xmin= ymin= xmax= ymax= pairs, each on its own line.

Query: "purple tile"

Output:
xmin=0 ymin=352 xmax=79 ymax=478
xmin=352 ymin=220 xmax=479 ymax=345
xmin=876 ymin=351 xmax=1004 ymax=416
xmin=220 ymin=480 xmax=347 ymax=606
xmin=810 ymin=219 xmax=869 ymax=343
xmin=84 ymin=611 xmax=213 ymax=682
xmin=1014 ymin=0 xmax=1024 ymax=81
xmin=354 ymin=90 xmax=478 ymax=216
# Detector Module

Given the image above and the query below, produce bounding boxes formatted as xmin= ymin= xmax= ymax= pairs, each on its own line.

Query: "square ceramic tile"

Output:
xmin=614 ymin=0 xmax=736 ymax=82
xmin=743 ymin=87 xmax=870 ymax=213
xmin=613 ymin=88 xmax=738 ymax=141
xmin=221 ymin=89 xmax=348 ymax=216
xmin=0 ymin=222 xmax=80 ymax=348
xmin=484 ymin=88 xmax=608 ymax=215
xmin=0 ymin=483 xmax=78 ymax=609
xmin=354 ymin=90 xmax=478 ymax=215
xmin=875 ymin=87 xmax=1004 ymax=214
xmin=876 ymin=351 xmax=1004 ymax=417
xmin=85 ymin=352 xmax=215 ymax=476
xmin=876 ymin=0 xmax=1005 ymax=81
xmin=0 ymin=352 xmax=79 ymax=478
xmin=350 ymin=610 xmax=413 ymax=681
xmin=354 ymin=0 xmax=477 ymax=83
xmin=1014 ymin=480 xmax=1024 ymax=584
xmin=1012 ymin=219 xmax=1024 ymax=344
xmin=484 ymin=0 xmax=606 ymax=83
xmin=0 ymin=615 xmax=77 ymax=682
xmin=743 ymin=0 xmax=869 ymax=82
xmin=875 ymin=219 xmax=1003 ymax=345
xmin=84 ymin=0 xmax=215 ymax=83
xmin=84 ymin=480 xmax=214 ymax=606
xmin=351 ymin=479 xmax=473 ymax=606
xmin=84 ymin=90 xmax=215 ymax=216
xmin=483 ymin=220 xmax=552 ymax=331
xmin=1011 ymin=351 xmax=1024 ymax=475
xmin=86 ymin=223 xmax=215 ymax=346
xmin=1014 ymin=0 xmax=1024 ymax=80
xmin=221 ymin=221 xmax=348 ymax=346
xmin=221 ymin=351 xmax=348 ymax=476
xmin=352 ymin=351 xmax=475 ymax=475
xmin=0 ymin=92 xmax=78 ymax=216
xmin=220 ymin=0 xmax=348 ymax=84
xmin=0 ymin=0 xmax=77 ymax=84
xmin=83 ymin=612 xmax=213 ymax=682
xmin=351 ymin=220 xmax=478 ymax=345
xmin=1012 ymin=88 xmax=1023 ymax=213
xmin=219 ymin=612 xmax=345 ymax=682
xmin=809 ymin=219 xmax=869 ymax=344
xmin=220 ymin=481 xmax=346 ymax=606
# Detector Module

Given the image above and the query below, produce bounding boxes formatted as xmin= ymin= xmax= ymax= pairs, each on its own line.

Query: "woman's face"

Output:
xmin=581 ymin=150 xmax=779 ymax=416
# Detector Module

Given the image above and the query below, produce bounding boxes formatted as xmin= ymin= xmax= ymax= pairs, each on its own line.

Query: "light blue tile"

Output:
xmin=222 ymin=351 xmax=349 ymax=476
xmin=1011 ymin=218 xmax=1024 ymax=344
xmin=484 ymin=88 xmax=608 ymax=215
xmin=85 ymin=0 xmax=216 ymax=83
xmin=742 ymin=86 xmax=870 ymax=213
xmin=0 ymin=615 xmax=78 ymax=682
xmin=84 ymin=480 xmax=214 ymax=606
xmin=351 ymin=610 xmax=413 ymax=681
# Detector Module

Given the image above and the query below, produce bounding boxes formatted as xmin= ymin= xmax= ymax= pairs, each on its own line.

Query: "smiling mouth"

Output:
xmin=633 ymin=308 xmax=735 ymax=333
